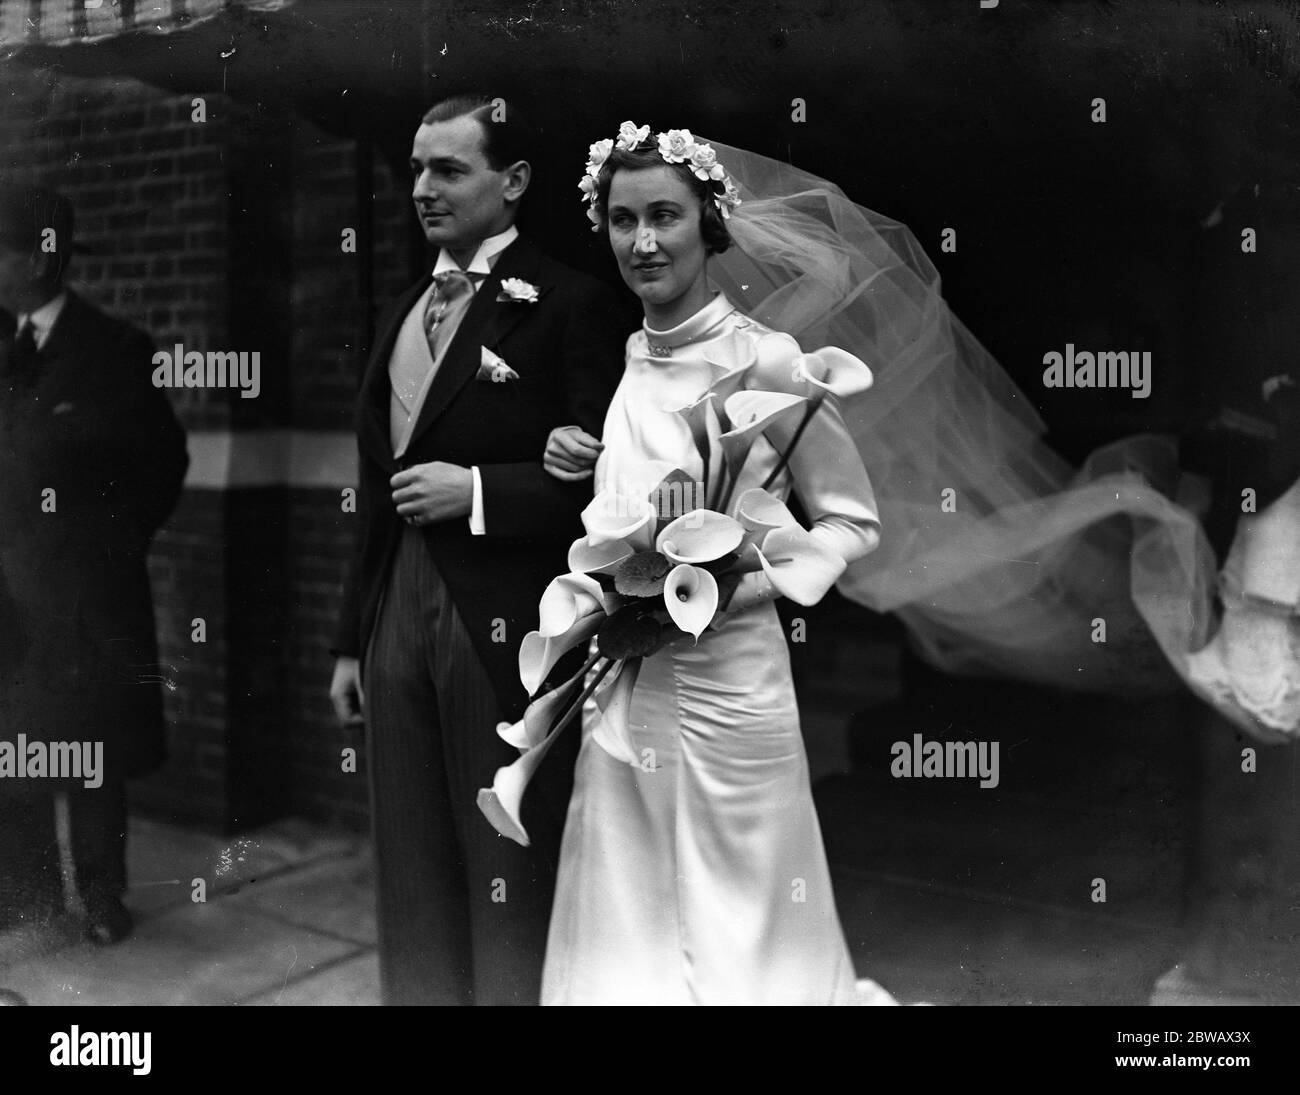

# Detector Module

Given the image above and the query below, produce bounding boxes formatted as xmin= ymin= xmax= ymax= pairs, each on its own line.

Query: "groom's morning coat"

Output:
xmin=334 ymin=235 xmax=625 ymax=718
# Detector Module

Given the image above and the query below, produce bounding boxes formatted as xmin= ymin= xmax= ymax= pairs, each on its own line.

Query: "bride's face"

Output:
xmin=606 ymin=166 xmax=709 ymax=313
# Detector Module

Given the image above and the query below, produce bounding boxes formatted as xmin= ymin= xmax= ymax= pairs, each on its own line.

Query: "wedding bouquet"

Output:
xmin=477 ymin=330 xmax=874 ymax=845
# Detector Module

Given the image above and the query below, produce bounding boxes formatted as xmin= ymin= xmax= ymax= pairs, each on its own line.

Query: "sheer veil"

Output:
xmin=704 ymin=138 xmax=1229 ymax=717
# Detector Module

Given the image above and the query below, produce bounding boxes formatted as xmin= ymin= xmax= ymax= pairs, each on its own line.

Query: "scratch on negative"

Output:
xmin=275 ymin=945 xmax=298 ymax=1005
xmin=974 ymin=552 xmax=1040 ymax=566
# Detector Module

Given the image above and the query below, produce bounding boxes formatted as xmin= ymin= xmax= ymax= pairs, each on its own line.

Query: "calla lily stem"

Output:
xmin=531 ymin=646 xmax=602 ymax=704
xmin=760 ymin=403 xmax=820 ymax=493
xmin=546 ymin=654 xmax=616 ymax=744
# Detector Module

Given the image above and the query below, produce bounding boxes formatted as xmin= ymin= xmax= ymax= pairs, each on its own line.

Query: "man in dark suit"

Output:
xmin=329 ymin=95 xmax=624 ymax=1005
xmin=0 ymin=184 xmax=188 ymax=950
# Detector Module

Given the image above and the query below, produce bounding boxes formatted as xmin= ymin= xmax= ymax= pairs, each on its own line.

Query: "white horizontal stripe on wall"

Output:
xmin=183 ymin=430 xmax=357 ymax=490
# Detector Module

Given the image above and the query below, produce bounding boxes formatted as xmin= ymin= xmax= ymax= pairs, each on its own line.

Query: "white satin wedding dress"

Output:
xmin=540 ymin=293 xmax=896 ymax=1005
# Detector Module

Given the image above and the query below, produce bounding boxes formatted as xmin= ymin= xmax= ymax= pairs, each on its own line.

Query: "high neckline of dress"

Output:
xmin=643 ymin=292 xmax=736 ymax=351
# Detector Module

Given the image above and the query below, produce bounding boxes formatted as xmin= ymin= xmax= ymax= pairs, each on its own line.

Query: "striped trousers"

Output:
xmin=362 ymin=527 xmax=570 ymax=1005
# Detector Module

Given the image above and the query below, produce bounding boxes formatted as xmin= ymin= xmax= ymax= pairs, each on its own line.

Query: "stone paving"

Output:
xmin=0 ymin=817 xmax=379 ymax=1006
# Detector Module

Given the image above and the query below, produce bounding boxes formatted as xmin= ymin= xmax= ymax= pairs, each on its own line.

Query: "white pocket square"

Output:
xmin=478 ymin=347 xmax=520 ymax=383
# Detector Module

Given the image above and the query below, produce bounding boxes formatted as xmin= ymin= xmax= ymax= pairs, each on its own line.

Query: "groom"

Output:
xmin=330 ymin=95 xmax=624 ymax=1005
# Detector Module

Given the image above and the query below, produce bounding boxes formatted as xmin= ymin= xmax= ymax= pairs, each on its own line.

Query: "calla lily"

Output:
xmin=668 ymin=392 xmax=725 ymax=506
xmin=519 ymin=613 xmax=602 ymax=696
xmin=703 ymin=327 xmax=757 ymax=375
xmin=719 ymin=390 xmax=808 ymax=478
xmin=702 ymin=330 xmax=757 ymax=416
xmin=663 ymin=563 xmax=719 ymax=639
xmin=665 ymin=332 xmax=756 ymax=468
xmin=537 ymin=573 xmax=605 ymax=638
xmin=479 ymin=712 xmax=572 ymax=846
xmin=657 ymin=509 xmax=745 ymax=564
xmin=581 ymin=489 xmax=657 ymax=549
xmin=791 ymin=347 xmax=874 ymax=401
xmin=755 ymin=524 xmax=847 ymax=606
xmin=589 ymin=658 xmax=644 ymax=764
xmin=735 ymin=487 xmax=797 ymax=543
xmin=669 ymin=389 xmax=722 ymax=470
xmin=497 ymin=719 xmax=528 ymax=751
xmin=568 ymin=535 xmax=634 ymax=577
xmin=707 ymin=361 xmax=754 ymax=408
xmin=497 ymin=663 xmax=585 ymax=751
xmin=480 ymin=656 xmax=616 ymax=845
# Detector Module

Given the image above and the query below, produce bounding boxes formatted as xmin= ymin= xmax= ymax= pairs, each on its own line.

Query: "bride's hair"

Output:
xmin=592 ymin=145 xmax=733 ymax=255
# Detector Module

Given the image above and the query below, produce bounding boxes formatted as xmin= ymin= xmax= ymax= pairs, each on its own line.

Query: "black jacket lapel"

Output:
xmin=401 ymin=236 xmax=544 ymax=453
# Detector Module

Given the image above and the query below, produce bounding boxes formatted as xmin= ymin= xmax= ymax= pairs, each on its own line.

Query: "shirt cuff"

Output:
xmin=469 ymin=465 xmax=486 ymax=536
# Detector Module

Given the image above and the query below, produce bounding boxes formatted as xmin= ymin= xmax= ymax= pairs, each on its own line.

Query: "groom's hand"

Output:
xmin=391 ymin=461 xmax=473 ymax=523
xmin=329 ymin=656 xmax=366 ymax=729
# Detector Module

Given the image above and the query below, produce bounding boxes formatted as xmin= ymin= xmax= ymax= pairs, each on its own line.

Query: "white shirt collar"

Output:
xmin=19 ymin=290 xmax=68 ymax=350
xmin=432 ymin=224 xmax=519 ymax=279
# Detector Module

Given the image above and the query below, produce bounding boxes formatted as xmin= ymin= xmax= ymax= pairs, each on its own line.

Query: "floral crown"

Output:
xmin=579 ymin=121 xmax=742 ymax=232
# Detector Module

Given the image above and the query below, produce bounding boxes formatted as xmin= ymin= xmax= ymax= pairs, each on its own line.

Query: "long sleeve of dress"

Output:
xmin=726 ymin=330 xmax=881 ymax=614
xmin=785 ymin=392 xmax=881 ymax=566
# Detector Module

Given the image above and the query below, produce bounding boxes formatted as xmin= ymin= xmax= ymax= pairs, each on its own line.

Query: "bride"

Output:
xmin=528 ymin=124 xmax=894 ymax=1005
xmin=483 ymin=120 xmax=1299 ymax=1005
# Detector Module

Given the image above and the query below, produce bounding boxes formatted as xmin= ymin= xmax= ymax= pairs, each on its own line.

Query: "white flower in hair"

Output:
xmin=577 ymin=122 xmax=738 ymax=227
xmin=689 ymin=143 xmax=726 ymax=182
xmin=616 ymin=121 xmax=650 ymax=150
xmin=717 ymin=176 xmax=742 ymax=218
xmin=586 ymin=138 xmax=614 ymax=176
xmin=657 ymin=128 xmax=697 ymax=164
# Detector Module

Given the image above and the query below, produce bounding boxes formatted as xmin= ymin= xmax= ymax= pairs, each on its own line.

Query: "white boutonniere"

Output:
xmin=496 ymin=277 xmax=541 ymax=304
xmin=478 ymin=346 xmax=521 ymax=384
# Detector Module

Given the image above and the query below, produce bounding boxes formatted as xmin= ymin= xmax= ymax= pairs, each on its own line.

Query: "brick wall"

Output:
xmin=1 ymin=65 xmax=422 ymax=833
xmin=289 ymin=127 xmax=412 ymax=429
xmin=283 ymin=490 xmax=368 ymax=829
xmin=0 ymin=68 xmax=231 ymax=424
xmin=280 ymin=126 xmax=413 ymax=828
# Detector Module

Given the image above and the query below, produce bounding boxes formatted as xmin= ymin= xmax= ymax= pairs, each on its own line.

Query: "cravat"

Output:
xmin=390 ymin=270 xmax=478 ymax=420
xmin=423 ymin=269 xmax=476 ymax=364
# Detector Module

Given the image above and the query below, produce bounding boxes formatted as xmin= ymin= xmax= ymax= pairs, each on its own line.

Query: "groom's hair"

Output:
xmin=421 ymin=94 xmax=538 ymax=173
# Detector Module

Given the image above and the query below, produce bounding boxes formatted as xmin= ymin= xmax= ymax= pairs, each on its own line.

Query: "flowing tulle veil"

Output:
xmin=704 ymin=138 xmax=1233 ymax=719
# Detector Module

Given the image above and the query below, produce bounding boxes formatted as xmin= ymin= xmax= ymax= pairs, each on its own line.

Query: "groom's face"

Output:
xmin=410 ymin=115 xmax=518 ymax=254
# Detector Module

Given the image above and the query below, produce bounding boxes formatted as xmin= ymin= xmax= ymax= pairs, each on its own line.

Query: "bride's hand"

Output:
xmin=544 ymin=425 xmax=604 ymax=481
